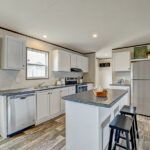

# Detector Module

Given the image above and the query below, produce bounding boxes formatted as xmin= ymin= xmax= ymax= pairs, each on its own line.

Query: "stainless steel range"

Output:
xmin=76 ymin=84 xmax=87 ymax=93
xmin=65 ymin=77 xmax=77 ymax=85
xmin=65 ymin=77 xmax=87 ymax=93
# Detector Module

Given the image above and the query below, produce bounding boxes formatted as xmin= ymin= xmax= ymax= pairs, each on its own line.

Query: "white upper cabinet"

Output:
xmin=76 ymin=55 xmax=82 ymax=69
xmin=82 ymin=56 xmax=88 ymax=73
xmin=52 ymin=50 xmax=70 ymax=72
xmin=0 ymin=36 xmax=25 ymax=70
xmin=70 ymin=53 xmax=88 ymax=72
xmin=70 ymin=53 xmax=77 ymax=68
xmin=52 ymin=49 xmax=88 ymax=72
xmin=113 ymin=51 xmax=131 ymax=72
xmin=77 ymin=55 xmax=88 ymax=72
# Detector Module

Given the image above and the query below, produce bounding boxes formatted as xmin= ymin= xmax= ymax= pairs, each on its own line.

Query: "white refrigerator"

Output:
xmin=131 ymin=60 xmax=150 ymax=116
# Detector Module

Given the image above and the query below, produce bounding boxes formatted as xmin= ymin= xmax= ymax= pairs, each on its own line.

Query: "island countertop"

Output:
xmin=63 ymin=89 xmax=128 ymax=108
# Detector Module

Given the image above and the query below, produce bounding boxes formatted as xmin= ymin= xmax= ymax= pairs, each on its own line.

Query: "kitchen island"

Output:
xmin=63 ymin=89 xmax=129 ymax=150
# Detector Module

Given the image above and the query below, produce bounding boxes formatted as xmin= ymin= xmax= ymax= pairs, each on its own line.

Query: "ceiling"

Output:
xmin=0 ymin=0 xmax=150 ymax=53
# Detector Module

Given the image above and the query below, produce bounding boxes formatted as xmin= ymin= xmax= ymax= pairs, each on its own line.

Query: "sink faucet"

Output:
xmin=118 ymin=79 xmax=125 ymax=84
xmin=38 ymin=82 xmax=46 ymax=87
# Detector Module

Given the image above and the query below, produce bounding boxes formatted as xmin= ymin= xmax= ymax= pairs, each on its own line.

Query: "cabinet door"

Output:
xmin=60 ymin=88 xmax=69 ymax=112
xmin=113 ymin=51 xmax=130 ymax=71
xmin=70 ymin=53 xmax=77 ymax=68
xmin=36 ymin=90 xmax=50 ymax=123
xmin=49 ymin=89 xmax=61 ymax=116
xmin=76 ymin=55 xmax=82 ymax=69
xmin=59 ymin=50 xmax=70 ymax=71
xmin=52 ymin=50 xmax=70 ymax=71
xmin=82 ymin=57 xmax=88 ymax=72
xmin=68 ymin=86 xmax=76 ymax=95
xmin=102 ymin=115 xmax=111 ymax=150
xmin=6 ymin=36 xmax=24 ymax=70
xmin=87 ymin=83 xmax=94 ymax=90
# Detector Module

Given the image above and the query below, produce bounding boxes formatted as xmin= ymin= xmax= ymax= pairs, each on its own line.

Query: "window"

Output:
xmin=27 ymin=48 xmax=49 ymax=79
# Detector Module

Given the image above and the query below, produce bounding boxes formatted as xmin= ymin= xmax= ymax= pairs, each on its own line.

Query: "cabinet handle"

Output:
xmin=20 ymin=97 xmax=26 ymax=99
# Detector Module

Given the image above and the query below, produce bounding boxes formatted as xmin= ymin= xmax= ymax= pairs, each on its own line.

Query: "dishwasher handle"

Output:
xmin=20 ymin=96 xmax=27 ymax=99
xmin=8 ymin=93 xmax=35 ymax=100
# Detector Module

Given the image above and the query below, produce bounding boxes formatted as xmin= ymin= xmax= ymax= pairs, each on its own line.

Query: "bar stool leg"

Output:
xmin=133 ymin=121 xmax=137 ymax=150
xmin=114 ymin=130 xmax=120 ymax=142
xmin=116 ymin=130 xmax=120 ymax=143
xmin=134 ymin=115 xmax=139 ymax=139
xmin=125 ymin=132 xmax=130 ymax=150
xmin=130 ymin=126 xmax=134 ymax=150
xmin=108 ymin=128 xmax=114 ymax=150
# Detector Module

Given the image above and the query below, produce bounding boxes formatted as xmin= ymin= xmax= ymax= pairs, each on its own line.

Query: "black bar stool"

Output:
xmin=120 ymin=105 xmax=139 ymax=139
xmin=108 ymin=115 xmax=136 ymax=150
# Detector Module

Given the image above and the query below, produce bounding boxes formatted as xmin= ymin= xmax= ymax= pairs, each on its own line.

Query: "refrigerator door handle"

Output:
xmin=131 ymin=62 xmax=134 ymax=80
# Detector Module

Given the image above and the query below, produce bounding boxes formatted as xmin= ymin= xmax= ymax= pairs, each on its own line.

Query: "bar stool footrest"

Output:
xmin=115 ymin=143 xmax=127 ymax=149
xmin=118 ymin=135 xmax=132 ymax=141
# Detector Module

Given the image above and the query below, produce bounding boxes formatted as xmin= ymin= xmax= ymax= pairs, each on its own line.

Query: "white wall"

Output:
xmin=96 ymin=48 xmax=112 ymax=59
xmin=0 ymin=28 xmax=82 ymax=90
xmin=96 ymin=59 xmax=112 ymax=88
xmin=96 ymin=47 xmax=131 ymax=87
xmin=112 ymin=72 xmax=131 ymax=84
xmin=96 ymin=48 xmax=112 ymax=88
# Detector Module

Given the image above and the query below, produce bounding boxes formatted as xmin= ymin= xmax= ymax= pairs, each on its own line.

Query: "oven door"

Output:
xmin=76 ymin=85 xmax=87 ymax=93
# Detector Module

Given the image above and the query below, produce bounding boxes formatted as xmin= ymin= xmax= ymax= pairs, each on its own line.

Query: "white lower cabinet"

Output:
xmin=49 ymin=89 xmax=61 ymax=116
xmin=60 ymin=88 xmax=69 ymax=112
xmin=87 ymin=83 xmax=94 ymax=90
xmin=68 ymin=86 xmax=76 ymax=95
xmin=36 ymin=90 xmax=50 ymax=124
xmin=102 ymin=115 xmax=111 ymax=150
xmin=36 ymin=86 xmax=75 ymax=125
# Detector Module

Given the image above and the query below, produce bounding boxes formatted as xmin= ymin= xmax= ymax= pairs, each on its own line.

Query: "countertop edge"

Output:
xmin=0 ymin=82 xmax=94 ymax=96
xmin=110 ymin=83 xmax=131 ymax=87
xmin=63 ymin=90 xmax=128 ymax=108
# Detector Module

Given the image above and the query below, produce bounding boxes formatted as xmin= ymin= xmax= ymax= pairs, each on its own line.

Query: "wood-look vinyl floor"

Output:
xmin=0 ymin=115 xmax=149 ymax=150
xmin=0 ymin=115 xmax=65 ymax=150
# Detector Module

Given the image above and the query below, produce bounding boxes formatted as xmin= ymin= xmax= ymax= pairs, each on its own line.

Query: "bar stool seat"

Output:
xmin=108 ymin=115 xmax=136 ymax=150
xmin=120 ymin=105 xmax=136 ymax=115
xmin=109 ymin=115 xmax=133 ymax=133
xmin=120 ymin=105 xmax=139 ymax=139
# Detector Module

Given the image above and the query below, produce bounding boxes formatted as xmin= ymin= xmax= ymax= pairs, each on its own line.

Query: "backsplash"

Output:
xmin=112 ymin=71 xmax=131 ymax=84
xmin=0 ymin=29 xmax=82 ymax=90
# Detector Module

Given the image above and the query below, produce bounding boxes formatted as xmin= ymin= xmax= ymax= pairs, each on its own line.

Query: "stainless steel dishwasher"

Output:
xmin=7 ymin=92 xmax=36 ymax=136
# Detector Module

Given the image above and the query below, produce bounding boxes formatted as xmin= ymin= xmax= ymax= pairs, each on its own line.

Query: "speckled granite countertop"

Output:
xmin=0 ymin=85 xmax=74 ymax=96
xmin=110 ymin=83 xmax=131 ymax=87
xmin=0 ymin=82 xmax=94 ymax=96
xmin=63 ymin=89 xmax=128 ymax=108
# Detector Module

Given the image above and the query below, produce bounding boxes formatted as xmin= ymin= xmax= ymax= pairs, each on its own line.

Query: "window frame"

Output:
xmin=26 ymin=47 xmax=49 ymax=80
